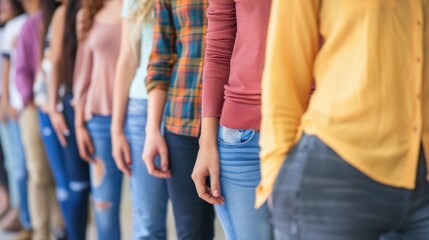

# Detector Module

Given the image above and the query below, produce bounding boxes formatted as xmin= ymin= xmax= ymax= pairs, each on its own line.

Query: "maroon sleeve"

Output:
xmin=201 ymin=0 xmax=236 ymax=118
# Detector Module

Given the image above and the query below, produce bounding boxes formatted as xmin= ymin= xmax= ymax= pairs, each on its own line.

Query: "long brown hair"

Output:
xmin=40 ymin=0 xmax=61 ymax=59
xmin=58 ymin=0 xmax=81 ymax=90
xmin=81 ymin=0 xmax=103 ymax=38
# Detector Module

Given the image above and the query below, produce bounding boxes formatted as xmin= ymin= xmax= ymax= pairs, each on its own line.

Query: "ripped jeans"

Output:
xmin=87 ymin=115 xmax=122 ymax=240
xmin=37 ymin=94 xmax=90 ymax=240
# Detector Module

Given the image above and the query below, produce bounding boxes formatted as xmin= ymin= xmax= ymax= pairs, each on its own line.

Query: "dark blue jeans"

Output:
xmin=272 ymin=134 xmax=429 ymax=240
xmin=37 ymin=94 xmax=90 ymax=240
xmin=164 ymin=130 xmax=215 ymax=240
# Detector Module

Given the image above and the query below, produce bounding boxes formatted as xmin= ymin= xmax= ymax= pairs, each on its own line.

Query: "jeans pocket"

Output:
xmin=218 ymin=126 xmax=257 ymax=147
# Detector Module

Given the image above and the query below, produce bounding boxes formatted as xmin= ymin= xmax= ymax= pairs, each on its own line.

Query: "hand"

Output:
xmin=142 ymin=129 xmax=171 ymax=178
xmin=49 ymin=111 xmax=70 ymax=147
xmin=76 ymin=125 xmax=94 ymax=163
xmin=112 ymin=131 xmax=131 ymax=176
xmin=1 ymin=100 xmax=18 ymax=120
xmin=0 ymin=107 xmax=7 ymax=123
xmin=192 ymin=144 xmax=224 ymax=205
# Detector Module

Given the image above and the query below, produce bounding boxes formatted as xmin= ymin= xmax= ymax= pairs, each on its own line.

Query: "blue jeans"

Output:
xmin=37 ymin=94 xmax=90 ymax=240
xmin=87 ymin=115 xmax=122 ymax=240
xmin=164 ymin=130 xmax=215 ymax=240
xmin=124 ymin=99 xmax=169 ymax=240
xmin=5 ymin=119 xmax=31 ymax=229
xmin=272 ymin=134 xmax=429 ymax=240
xmin=0 ymin=123 xmax=19 ymax=208
xmin=215 ymin=126 xmax=273 ymax=240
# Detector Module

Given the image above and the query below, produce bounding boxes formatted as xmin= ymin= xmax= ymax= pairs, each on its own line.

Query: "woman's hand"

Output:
xmin=76 ymin=125 xmax=94 ymax=163
xmin=112 ymin=131 xmax=131 ymax=176
xmin=49 ymin=111 xmax=70 ymax=147
xmin=192 ymin=143 xmax=225 ymax=205
xmin=142 ymin=129 xmax=171 ymax=178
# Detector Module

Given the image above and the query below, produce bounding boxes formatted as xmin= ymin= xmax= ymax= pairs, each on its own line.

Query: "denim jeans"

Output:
xmin=0 ymin=123 xmax=18 ymax=208
xmin=87 ymin=115 xmax=122 ymax=240
xmin=37 ymin=94 xmax=90 ymax=240
xmin=124 ymin=99 xmax=169 ymax=240
xmin=215 ymin=126 xmax=273 ymax=240
xmin=164 ymin=130 xmax=215 ymax=240
xmin=5 ymin=119 xmax=31 ymax=230
xmin=272 ymin=134 xmax=429 ymax=240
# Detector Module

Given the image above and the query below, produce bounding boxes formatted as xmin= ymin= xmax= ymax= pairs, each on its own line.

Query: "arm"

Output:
xmin=48 ymin=6 xmax=69 ymax=146
xmin=145 ymin=0 xmax=176 ymax=93
xmin=256 ymin=0 xmax=320 ymax=208
xmin=73 ymin=39 xmax=94 ymax=162
xmin=15 ymin=21 xmax=39 ymax=107
xmin=192 ymin=0 xmax=236 ymax=205
xmin=111 ymin=19 xmax=139 ymax=176
xmin=1 ymin=58 xmax=18 ymax=119
xmin=142 ymin=0 xmax=176 ymax=179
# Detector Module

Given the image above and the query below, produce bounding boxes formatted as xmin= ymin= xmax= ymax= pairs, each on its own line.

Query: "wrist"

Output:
xmin=199 ymin=136 xmax=218 ymax=148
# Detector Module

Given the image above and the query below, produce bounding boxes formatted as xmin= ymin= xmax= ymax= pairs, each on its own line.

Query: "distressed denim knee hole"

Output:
xmin=91 ymin=158 xmax=106 ymax=188
xmin=42 ymin=127 xmax=53 ymax=136
xmin=70 ymin=181 xmax=89 ymax=192
xmin=93 ymin=199 xmax=113 ymax=212
xmin=56 ymin=188 xmax=69 ymax=201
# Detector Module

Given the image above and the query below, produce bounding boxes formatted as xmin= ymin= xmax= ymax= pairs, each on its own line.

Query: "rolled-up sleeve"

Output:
xmin=15 ymin=21 xmax=39 ymax=106
xmin=201 ymin=0 xmax=236 ymax=118
xmin=145 ymin=0 xmax=176 ymax=93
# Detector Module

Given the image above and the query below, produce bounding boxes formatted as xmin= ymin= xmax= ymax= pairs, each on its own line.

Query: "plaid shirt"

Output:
xmin=146 ymin=0 xmax=208 ymax=137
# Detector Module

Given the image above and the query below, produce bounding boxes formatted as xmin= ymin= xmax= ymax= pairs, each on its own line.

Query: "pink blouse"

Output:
xmin=73 ymin=21 xmax=121 ymax=120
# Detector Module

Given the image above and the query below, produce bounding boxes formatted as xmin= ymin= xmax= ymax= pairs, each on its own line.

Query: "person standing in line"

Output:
xmin=15 ymin=0 xmax=65 ymax=238
xmin=111 ymin=0 xmax=169 ymax=239
xmin=259 ymin=1 xmax=429 ymax=240
xmin=34 ymin=0 xmax=91 ymax=239
xmin=73 ymin=0 xmax=123 ymax=239
xmin=0 ymin=0 xmax=31 ymax=237
xmin=0 ymin=0 xmax=24 ymax=232
xmin=142 ymin=0 xmax=215 ymax=239
xmin=191 ymin=0 xmax=273 ymax=239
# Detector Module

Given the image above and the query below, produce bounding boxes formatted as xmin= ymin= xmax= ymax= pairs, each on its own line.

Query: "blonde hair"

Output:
xmin=126 ymin=0 xmax=154 ymax=55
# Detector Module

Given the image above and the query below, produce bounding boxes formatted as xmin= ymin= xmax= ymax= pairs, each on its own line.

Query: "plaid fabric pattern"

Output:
xmin=146 ymin=0 xmax=208 ymax=137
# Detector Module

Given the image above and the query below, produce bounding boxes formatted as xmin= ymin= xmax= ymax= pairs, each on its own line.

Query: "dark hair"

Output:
xmin=58 ymin=0 xmax=81 ymax=90
xmin=81 ymin=0 xmax=103 ymax=38
xmin=0 ymin=0 xmax=24 ymax=27
xmin=10 ymin=0 xmax=24 ymax=16
xmin=40 ymin=0 xmax=60 ymax=59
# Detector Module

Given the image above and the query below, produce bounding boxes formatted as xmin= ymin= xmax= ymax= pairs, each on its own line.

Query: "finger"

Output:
xmin=114 ymin=152 xmax=130 ymax=176
xmin=159 ymin=147 xmax=170 ymax=173
xmin=120 ymin=148 xmax=131 ymax=176
xmin=55 ymin=129 xmax=67 ymax=147
xmin=124 ymin=144 xmax=132 ymax=167
xmin=144 ymin=153 xmax=170 ymax=179
xmin=193 ymin=174 xmax=223 ymax=205
xmin=84 ymin=142 xmax=95 ymax=162
xmin=209 ymin=169 xmax=222 ymax=198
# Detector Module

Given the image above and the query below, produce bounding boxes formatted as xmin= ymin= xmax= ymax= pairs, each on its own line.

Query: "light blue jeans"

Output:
xmin=124 ymin=99 xmax=169 ymax=240
xmin=5 ymin=119 xmax=31 ymax=230
xmin=87 ymin=115 xmax=122 ymax=240
xmin=215 ymin=125 xmax=273 ymax=240
xmin=0 ymin=122 xmax=18 ymax=208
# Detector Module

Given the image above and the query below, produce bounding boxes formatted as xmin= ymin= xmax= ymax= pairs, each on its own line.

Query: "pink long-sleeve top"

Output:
xmin=73 ymin=21 xmax=121 ymax=120
xmin=201 ymin=0 xmax=271 ymax=130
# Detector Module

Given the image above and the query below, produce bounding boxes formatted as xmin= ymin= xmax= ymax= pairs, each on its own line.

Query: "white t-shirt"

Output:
xmin=122 ymin=0 xmax=154 ymax=99
xmin=1 ymin=14 xmax=27 ymax=111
